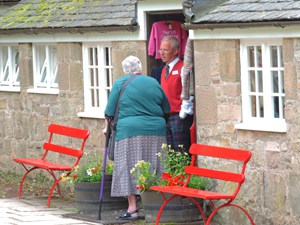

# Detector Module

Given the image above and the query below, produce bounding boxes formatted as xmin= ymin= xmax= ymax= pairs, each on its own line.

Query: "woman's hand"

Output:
xmin=103 ymin=127 xmax=107 ymax=135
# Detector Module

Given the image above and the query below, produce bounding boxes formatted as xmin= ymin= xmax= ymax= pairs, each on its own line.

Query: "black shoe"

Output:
xmin=116 ymin=209 xmax=139 ymax=220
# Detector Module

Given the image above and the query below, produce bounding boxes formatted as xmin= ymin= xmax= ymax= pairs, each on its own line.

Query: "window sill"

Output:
xmin=77 ymin=111 xmax=105 ymax=119
xmin=27 ymin=88 xmax=59 ymax=95
xmin=0 ymin=86 xmax=20 ymax=92
xmin=235 ymin=120 xmax=287 ymax=133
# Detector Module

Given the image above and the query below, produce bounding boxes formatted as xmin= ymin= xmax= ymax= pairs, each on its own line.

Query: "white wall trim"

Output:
xmin=189 ymin=25 xmax=300 ymax=40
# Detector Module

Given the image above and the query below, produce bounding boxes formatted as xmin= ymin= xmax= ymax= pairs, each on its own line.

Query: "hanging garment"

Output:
xmin=148 ymin=21 xmax=188 ymax=59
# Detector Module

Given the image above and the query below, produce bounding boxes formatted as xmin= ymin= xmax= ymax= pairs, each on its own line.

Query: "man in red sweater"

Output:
xmin=160 ymin=36 xmax=194 ymax=152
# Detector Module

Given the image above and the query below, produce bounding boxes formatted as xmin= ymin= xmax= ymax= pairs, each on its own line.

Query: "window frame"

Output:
xmin=235 ymin=39 xmax=286 ymax=133
xmin=0 ymin=44 xmax=20 ymax=92
xmin=77 ymin=43 xmax=113 ymax=119
xmin=27 ymin=44 xmax=58 ymax=95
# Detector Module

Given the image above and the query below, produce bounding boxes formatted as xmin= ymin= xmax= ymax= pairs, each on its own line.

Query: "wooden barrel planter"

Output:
xmin=74 ymin=174 xmax=127 ymax=213
xmin=141 ymin=191 xmax=204 ymax=223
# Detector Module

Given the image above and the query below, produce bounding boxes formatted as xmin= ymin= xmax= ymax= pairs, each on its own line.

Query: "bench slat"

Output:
xmin=189 ymin=144 xmax=252 ymax=162
xmin=48 ymin=124 xmax=90 ymax=139
xmin=43 ymin=142 xmax=83 ymax=158
xmin=13 ymin=158 xmax=72 ymax=171
xmin=150 ymin=185 xmax=234 ymax=200
xmin=185 ymin=166 xmax=245 ymax=183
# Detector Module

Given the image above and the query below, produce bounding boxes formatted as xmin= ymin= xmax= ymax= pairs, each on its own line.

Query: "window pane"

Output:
xmin=271 ymin=46 xmax=278 ymax=67
xmin=50 ymin=46 xmax=58 ymax=84
xmin=35 ymin=46 xmax=47 ymax=84
xmin=105 ymin=47 xmax=109 ymax=65
xmin=32 ymin=44 xmax=58 ymax=90
xmin=280 ymin=71 xmax=284 ymax=93
xmin=282 ymin=96 xmax=285 ymax=118
xmin=0 ymin=46 xmax=9 ymax=81
xmin=88 ymin=48 xmax=93 ymax=65
xmin=251 ymin=95 xmax=256 ymax=117
xmin=248 ymin=46 xmax=255 ymax=67
xmin=258 ymin=71 xmax=263 ymax=92
xmin=90 ymin=68 xmax=94 ymax=86
xmin=91 ymin=89 xmax=95 ymax=107
xmin=14 ymin=50 xmax=20 ymax=82
xmin=0 ymin=46 xmax=20 ymax=87
xmin=273 ymin=96 xmax=279 ymax=118
xmin=256 ymin=46 xmax=262 ymax=68
xmin=96 ymin=68 xmax=99 ymax=87
xmin=95 ymin=48 xmax=98 ymax=66
xmin=259 ymin=96 xmax=264 ymax=118
xmin=96 ymin=89 xmax=99 ymax=107
xmin=279 ymin=46 xmax=283 ymax=67
xmin=250 ymin=71 xmax=255 ymax=92
xmin=272 ymin=71 xmax=279 ymax=93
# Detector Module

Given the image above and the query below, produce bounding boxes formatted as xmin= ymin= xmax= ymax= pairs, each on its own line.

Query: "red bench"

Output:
xmin=13 ymin=123 xmax=90 ymax=207
xmin=150 ymin=143 xmax=255 ymax=225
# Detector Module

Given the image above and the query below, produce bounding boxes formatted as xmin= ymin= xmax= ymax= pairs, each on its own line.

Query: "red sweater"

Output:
xmin=161 ymin=60 xmax=183 ymax=114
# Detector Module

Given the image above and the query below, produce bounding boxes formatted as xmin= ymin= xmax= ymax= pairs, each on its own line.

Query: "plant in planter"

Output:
xmin=61 ymin=155 xmax=127 ymax=213
xmin=131 ymin=144 xmax=213 ymax=192
xmin=61 ymin=156 xmax=113 ymax=184
xmin=130 ymin=144 xmax=214 ymax=223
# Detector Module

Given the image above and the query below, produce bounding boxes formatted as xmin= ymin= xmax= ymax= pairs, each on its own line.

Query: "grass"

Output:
xmin=0 ymin=169 xmax=73 ymax=199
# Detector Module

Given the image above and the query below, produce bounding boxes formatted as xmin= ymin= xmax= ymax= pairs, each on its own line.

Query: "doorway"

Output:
xmin=146 ymin=11 xmax=186 ymax=79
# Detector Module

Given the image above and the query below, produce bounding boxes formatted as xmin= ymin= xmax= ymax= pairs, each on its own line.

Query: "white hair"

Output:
xmin=122 ymin=55 xmax=142 ymax=74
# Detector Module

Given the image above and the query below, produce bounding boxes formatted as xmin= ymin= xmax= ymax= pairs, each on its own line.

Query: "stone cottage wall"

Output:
xmin=193 ymin=38 xmax=300 ymax=225
xmin=0 ymin=40 xmax=147 ymax=173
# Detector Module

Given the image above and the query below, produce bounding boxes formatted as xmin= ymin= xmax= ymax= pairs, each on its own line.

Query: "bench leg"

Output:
xmin=47 ymin=177 xmax=62 ymax=207
xmin=206 ymin=203 xmax=255 ymax=225
xmin=155 ymin=194 xmax=207 ymax=225
xmin=17 ymin=166 xmax=63 ymax=208
xmin=46 ymin=170 xmax=63 ymax=207
xmin=18 ymin=167 xmax=39 ymax=199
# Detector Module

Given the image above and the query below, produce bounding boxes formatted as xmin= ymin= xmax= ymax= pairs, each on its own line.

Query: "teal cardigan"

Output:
xmin=104 ymin=74 xmax=170 ymax=141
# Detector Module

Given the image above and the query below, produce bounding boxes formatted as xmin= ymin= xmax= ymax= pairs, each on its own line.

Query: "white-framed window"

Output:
xmin=77 ymin=43 xmax=113 ymax=119
xmin=0 ymin=45 xmax=20 ymax=92
xmin=235 ymin=39 xmax=286 ymax=132
xmin=27 ymin=44 xmax=58 ymax=94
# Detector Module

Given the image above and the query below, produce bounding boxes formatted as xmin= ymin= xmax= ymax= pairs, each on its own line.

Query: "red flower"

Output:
xmin=92 ymin=168 xmax=98 ymax=173
xmin=136 ymin=184 xmax=146 ymax=190
xmin=73 ymin=174 xmax=78 ymax=179
xmin=161 ymin=173 xmax=185 ymax=186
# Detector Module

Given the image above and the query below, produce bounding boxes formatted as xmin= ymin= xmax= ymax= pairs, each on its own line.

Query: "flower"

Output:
xmin=131 ymin=144 xmax=213 ymax=193
xmin=130 ymin=160 xmax=159 ymax=193
xmin=61 ymin=155 xmax=113 ymax=185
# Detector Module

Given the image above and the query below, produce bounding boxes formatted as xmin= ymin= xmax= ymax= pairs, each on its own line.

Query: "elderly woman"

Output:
xmin=104 ymin=55 xmax=170 ymax=220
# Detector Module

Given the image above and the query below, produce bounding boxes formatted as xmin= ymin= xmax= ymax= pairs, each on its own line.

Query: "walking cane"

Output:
xmin=98 ymin=117 xmax=112 ymax=220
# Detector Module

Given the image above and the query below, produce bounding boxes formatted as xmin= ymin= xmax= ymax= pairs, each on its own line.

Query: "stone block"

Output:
xmin=58 ymin=63 xmax=70 ymax=90
xmin=283 ymin=38 xmax=294 ymax=62
xmin=194 ymin=39 xmax=217 ymax=52
xmin=0 ymin=98 xmax=6 ymax=109
xmin=70 ymin=63 xmax=83 ymax=90
xmin=194 ymin=52 xmax=217 ymax=86
xmin=197 ymin=86 xmax=217 ymax=125
xmin=219 ymin=49 xmax=240 ymax=82
xmin=289 ymin=172 xmax=300 ymax=216
xmin=284 ymin=62 xmax=297 ymax=100
xmin=264 ymin=172 xmax=286 ymax=211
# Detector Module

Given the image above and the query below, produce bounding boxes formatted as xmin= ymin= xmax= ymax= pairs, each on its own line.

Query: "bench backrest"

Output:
xmin=185 ymin=144 xmax=252 ymax=196
xmin=42 ymin=124 xmax=90 ymax=162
